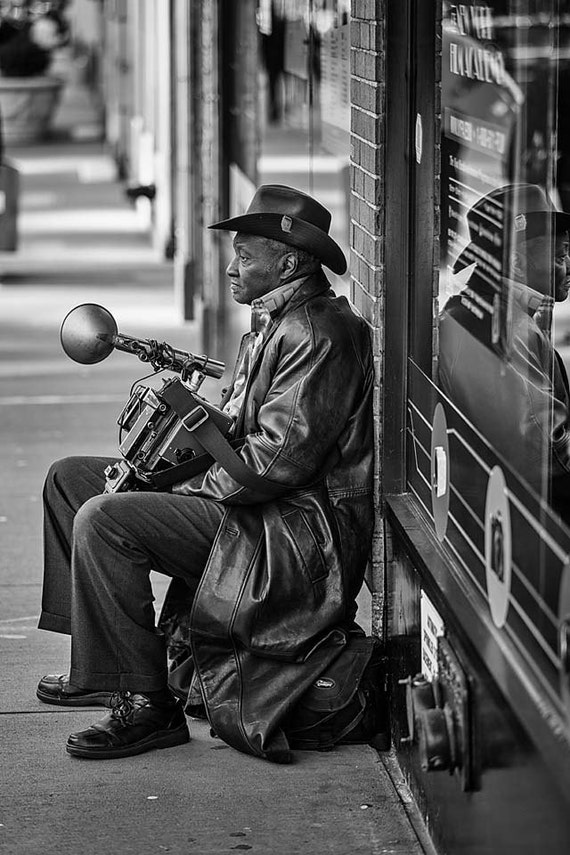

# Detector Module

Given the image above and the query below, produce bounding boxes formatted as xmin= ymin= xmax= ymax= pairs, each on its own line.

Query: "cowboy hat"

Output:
xmin=208 ymin=184 xmax=347 ymax=275
xmin=453 ymin=183 xmax=570 ymax=273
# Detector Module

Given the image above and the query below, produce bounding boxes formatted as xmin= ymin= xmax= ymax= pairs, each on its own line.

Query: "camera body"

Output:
xmin=104 ymin=376 xmax=234 ymax=493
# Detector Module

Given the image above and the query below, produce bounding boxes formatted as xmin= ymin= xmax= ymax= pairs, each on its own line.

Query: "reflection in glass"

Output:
xmin=256 ymin=1 xmax=351 ymax=294
xmin=437 ymin=1 xmax=570 ymax=525
xmin=439 ymin=183 xmax=570 ymax=510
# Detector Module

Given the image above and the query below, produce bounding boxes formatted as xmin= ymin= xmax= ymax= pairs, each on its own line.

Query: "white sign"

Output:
xmin=421 ymin=590 xmax=445 ymax=680
xmin=415 ymin=113 xmax=423 ymax=164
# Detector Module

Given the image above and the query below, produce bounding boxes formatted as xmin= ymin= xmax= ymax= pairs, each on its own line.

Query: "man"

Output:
xmin=37 ymin=184 xmax=375 ymax=762
xmin=439 ymin=183 xmax=570 ymax=509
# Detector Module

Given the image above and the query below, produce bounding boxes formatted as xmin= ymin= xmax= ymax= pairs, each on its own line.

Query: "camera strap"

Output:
xmin=150 ymin=394 xmax=286 ymax=498
xmin=149 ymin=437 xmax=245 ymax=490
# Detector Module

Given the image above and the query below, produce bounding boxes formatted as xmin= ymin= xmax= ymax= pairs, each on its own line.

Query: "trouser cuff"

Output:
xmin=38 ymin=612 xmax=71 ymax=635
xmin=69 ymin=667 xmax=169 ymax=693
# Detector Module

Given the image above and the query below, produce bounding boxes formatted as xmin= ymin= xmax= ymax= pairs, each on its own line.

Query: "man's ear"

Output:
xmin=279 ymin=251 xmax=299 ymax=279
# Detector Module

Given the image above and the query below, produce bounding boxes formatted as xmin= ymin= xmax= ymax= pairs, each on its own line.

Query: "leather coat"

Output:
xmin=158 ymin=270 xmax=374 ymax=761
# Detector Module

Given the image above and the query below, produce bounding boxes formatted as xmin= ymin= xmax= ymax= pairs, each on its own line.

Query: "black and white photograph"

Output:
xmin=1 ymin=2 xmax=569 ymax=854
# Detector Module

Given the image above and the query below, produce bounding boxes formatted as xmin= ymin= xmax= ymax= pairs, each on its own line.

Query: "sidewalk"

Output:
xmin=0 ymin=58 xmax=434 ymax=855
xmin=0 ymin=55 xmax=166 ymax=276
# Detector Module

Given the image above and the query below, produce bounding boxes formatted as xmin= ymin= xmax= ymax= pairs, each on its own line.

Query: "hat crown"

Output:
xmin=245 ymin=185 xmax=332 ymax=233
xmin=453 ymin=182 xmax=570 ymax=273
xmin=471 ymin=183 xmax=553 ymax=220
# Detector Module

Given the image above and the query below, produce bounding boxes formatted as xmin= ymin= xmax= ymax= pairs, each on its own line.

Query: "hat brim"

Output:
xmin=452 ymin=239 xmax=503 ymax=274
xmin=452 ymin=242 xmax=479 ymax=274
xmin=209 ymin=213 xmax=347 ymax=276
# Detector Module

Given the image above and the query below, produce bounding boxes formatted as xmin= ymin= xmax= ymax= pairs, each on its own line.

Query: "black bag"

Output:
xmin=283 ymin=635 xmax=390 ymax=751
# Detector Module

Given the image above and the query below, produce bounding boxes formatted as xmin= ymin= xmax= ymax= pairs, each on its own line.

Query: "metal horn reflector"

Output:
xmin=60 ymin=303 xmax=118 ymax=365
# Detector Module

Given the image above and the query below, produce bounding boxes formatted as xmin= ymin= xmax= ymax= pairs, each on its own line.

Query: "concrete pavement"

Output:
xmin=0 ymin=56 xmax=434 ymax=855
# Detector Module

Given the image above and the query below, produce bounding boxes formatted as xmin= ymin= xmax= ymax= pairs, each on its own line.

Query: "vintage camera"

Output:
xmin=104 ymin=376 xmax=233 ymax=492
xmin=60 ymin=303 xmax=232 ymax=493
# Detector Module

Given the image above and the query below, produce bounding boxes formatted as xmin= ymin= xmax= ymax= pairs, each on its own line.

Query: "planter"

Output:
xmin=0 ymin=75 xmax=64 ymax=145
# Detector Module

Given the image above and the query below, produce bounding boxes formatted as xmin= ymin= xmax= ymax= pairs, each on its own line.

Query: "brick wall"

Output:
xmin=350 ymin=1 xmax=386 ymax=631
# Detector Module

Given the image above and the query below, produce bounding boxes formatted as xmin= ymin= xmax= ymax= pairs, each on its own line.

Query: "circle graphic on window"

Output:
xmin=430 ymin=403 xmax=450 ymax=542
xmin=484 ymin=465 xmax=512 ymax=629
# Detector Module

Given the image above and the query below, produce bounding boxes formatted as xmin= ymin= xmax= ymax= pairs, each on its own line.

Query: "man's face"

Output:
xmin=519 ymin=231 xmax=570 ymax=301
xmin=226 ymin=234 xmax=288 ymax=305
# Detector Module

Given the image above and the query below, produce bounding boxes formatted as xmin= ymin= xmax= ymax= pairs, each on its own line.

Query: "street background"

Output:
xmin=0 ymin=53 xmax=433 ymax=855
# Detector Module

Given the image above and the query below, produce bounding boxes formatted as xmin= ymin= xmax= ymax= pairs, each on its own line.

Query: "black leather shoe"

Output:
xmin=66 ymin=692 xmax=190 ymax=759
xmin=37 ymin=674 xmax=113 ymax=707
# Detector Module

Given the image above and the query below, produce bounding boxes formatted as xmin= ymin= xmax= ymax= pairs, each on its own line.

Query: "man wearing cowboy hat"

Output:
xmin=439 ymin=182 xmax=570 ymax=510
xmin=36 ymin=185 xmax=375 ymax=762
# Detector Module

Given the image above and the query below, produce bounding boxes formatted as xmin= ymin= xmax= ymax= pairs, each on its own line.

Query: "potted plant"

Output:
xmin=0 ymin=1 xmax=70 ymax=144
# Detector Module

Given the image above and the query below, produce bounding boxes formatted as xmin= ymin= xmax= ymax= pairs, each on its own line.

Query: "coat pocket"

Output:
xmin=282 ymin=508 xmax=329 ymax=583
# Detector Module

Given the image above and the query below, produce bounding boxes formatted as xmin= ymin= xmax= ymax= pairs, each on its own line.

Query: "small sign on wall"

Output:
xmin=415 ymin=112 xmax=423 ymax=164
xmin=421 ymin=590 xmax=445 ymax=680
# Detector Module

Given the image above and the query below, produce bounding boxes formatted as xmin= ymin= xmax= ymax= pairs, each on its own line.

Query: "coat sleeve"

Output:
xmin=172 ymin=310 xmax=367 ymax=504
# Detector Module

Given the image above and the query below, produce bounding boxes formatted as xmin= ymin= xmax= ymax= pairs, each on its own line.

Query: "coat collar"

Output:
xmin=232 ymin=270 xmax=332 ymax=436
xmin=252 ymin=269 xmax=330 ymax=349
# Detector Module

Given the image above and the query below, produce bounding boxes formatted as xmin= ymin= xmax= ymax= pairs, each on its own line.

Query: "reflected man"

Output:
xmin=438 ymin=183 xmax=570 ymax=517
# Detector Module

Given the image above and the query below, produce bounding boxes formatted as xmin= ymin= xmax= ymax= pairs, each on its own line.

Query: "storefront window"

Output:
xmin=437 ymin=1 xmax=570 ymax=523
xmin=399 ymin=2 xmax=570 ymax=720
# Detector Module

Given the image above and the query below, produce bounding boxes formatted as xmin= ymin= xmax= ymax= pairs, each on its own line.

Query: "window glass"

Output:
xmin=437 ymin=1 xmax=570 ymax=522
xmin=410 ymin=2 xmax=570 ymax=719
xmin=256 ymin=0 xmax=351 ymax=294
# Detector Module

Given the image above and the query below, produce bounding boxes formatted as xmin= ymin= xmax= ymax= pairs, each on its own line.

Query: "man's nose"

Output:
xmin=227 ymin=255 xmax=239 ymax=277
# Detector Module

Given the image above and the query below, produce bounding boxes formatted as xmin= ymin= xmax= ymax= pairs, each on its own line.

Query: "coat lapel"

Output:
xmin=233 ymin=272 xmax=332 ymax=435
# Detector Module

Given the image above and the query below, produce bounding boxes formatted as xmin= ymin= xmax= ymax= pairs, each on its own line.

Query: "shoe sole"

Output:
xmin=36 ymin=689 xmax=113 ymax=707
xmin=65 ymin=723 xmax=190 ymax=759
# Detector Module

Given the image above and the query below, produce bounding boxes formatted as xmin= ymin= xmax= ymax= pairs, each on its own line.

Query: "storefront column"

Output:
xmin=198 ymin=0 xmax=225 ymax=355
xmin=350 ymin=0 xmax=387 ymax=635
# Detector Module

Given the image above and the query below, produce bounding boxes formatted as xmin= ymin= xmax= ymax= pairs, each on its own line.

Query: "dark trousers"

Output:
xmin=39 ymin=456 xmax=224 ymax=692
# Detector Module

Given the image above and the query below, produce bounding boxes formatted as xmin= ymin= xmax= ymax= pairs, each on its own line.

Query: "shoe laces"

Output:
xmin=109 ymin=691 xmax=137 ymax=724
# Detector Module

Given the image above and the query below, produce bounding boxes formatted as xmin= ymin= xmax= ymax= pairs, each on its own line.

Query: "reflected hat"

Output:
xmin=453 ymin=183 xmax=570 ymax=273
xmin=208 ymin=184 xmax=347 ymax=275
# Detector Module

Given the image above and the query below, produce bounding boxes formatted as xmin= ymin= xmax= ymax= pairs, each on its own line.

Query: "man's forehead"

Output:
xmin=233 ymin=233 xmax=263 ymax=249
xmin=233 ymin=233 xmax=281 ymax=252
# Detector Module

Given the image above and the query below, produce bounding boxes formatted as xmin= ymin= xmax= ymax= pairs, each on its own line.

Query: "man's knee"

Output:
xmin=43 ymin=456 xmax=82 ymax=501
xmin=43 ymin=456 xmax=108 ymax=513
xmin=73 ymin=493 xmax=115 ymax=540
xmin=45 ymin=456 xmax=79 ymax=483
